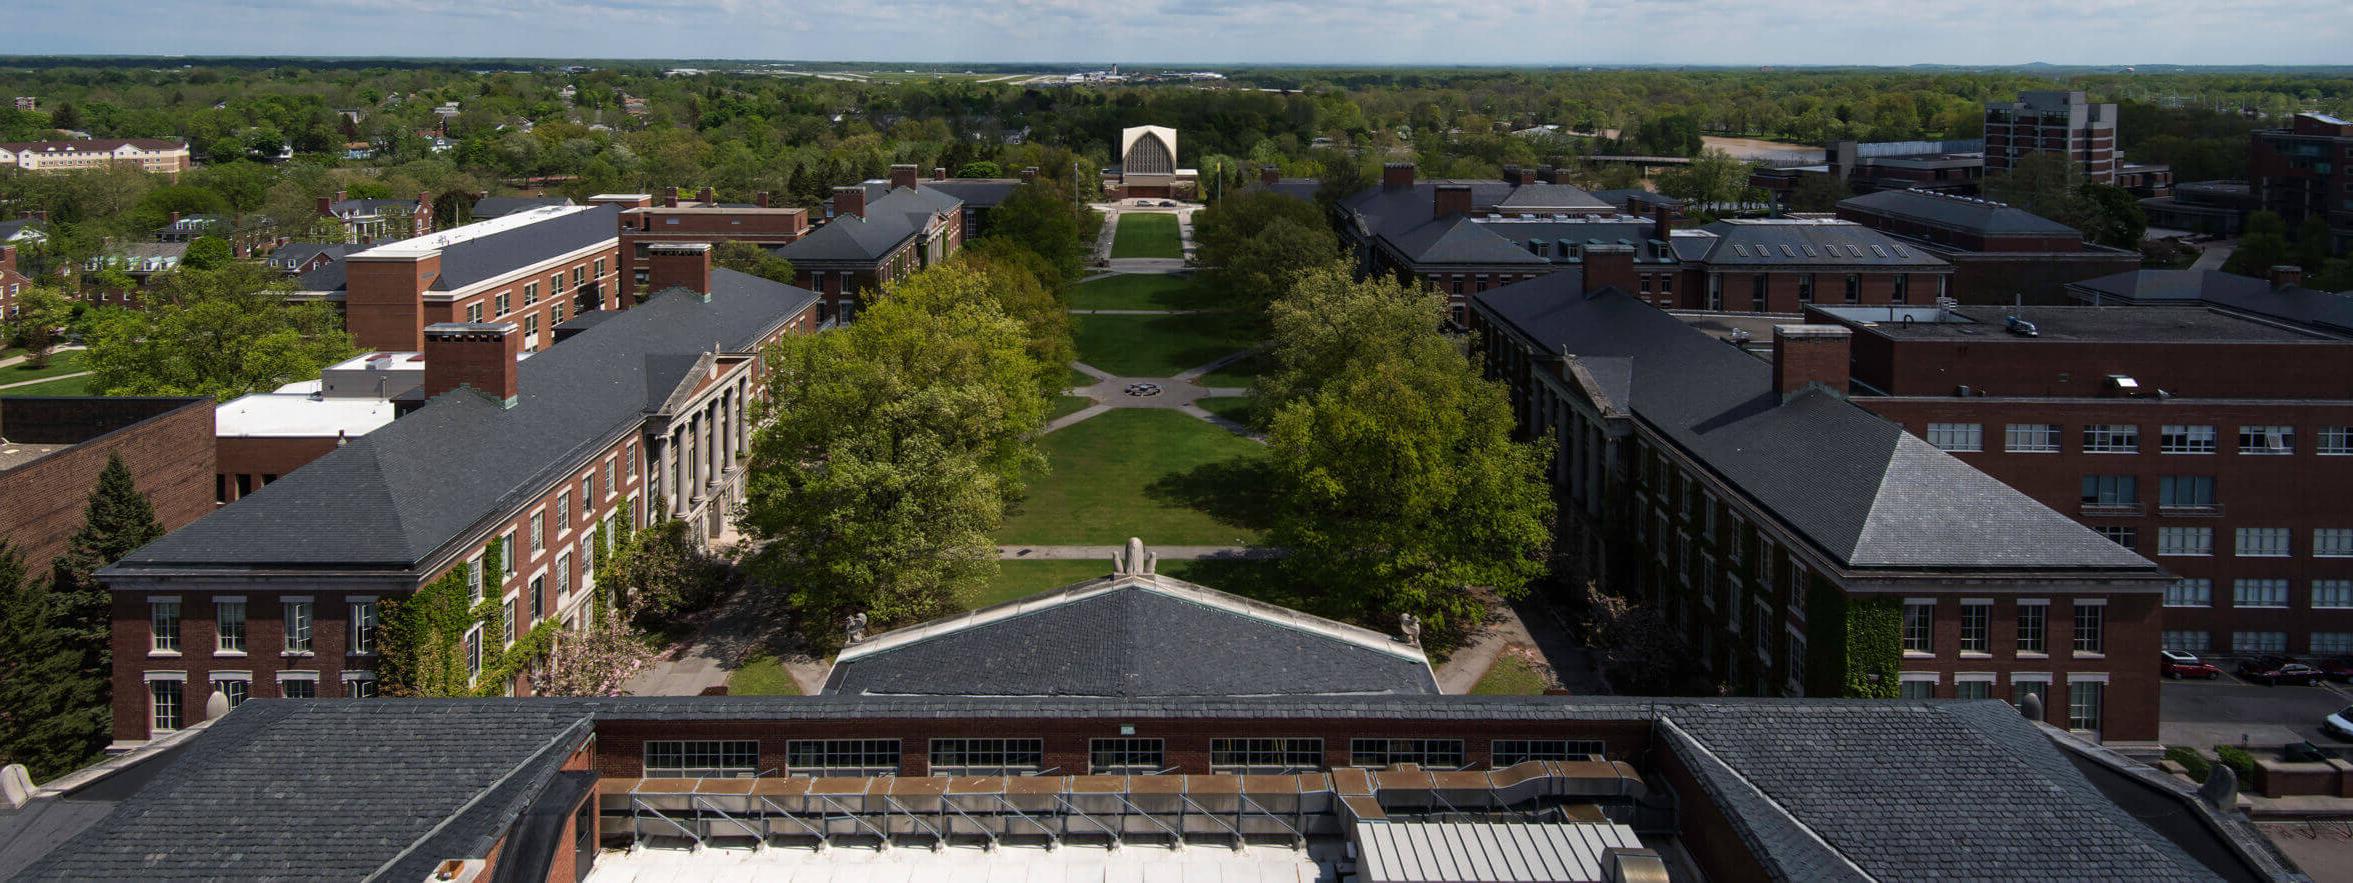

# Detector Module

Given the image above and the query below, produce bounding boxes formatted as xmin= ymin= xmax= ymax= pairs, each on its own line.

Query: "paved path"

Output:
xmin=0 ymin=345 xmax=84 ymax=371
xmin=1432 ymin=597 xmax=1607 ymax=695
xmin=1068 ymin=308 xmax=1210 ymax=316
xmin=998 ymin=544 xmax=1281 ymax=561
xmin=0 ymin=370 xmax=92 ymax=391
xmin=2192 ymin=243 xmax=2235 ymax=272
xmin=623 ymin=589 xmax=773 ymax=696
xmin=1048 ymin=355 xmax=1259 ymax=439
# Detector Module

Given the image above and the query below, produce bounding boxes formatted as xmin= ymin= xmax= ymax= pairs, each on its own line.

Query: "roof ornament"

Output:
xmin=2198 ymin=762 xmax=2239 ymax=811
xmin=1399 ymin=612 xmax=1422 ymax=647
xmin=1113 ymin=537 xmax=1156 ymax=576
xmin=844 ymin=611 xmax=869 ymax=645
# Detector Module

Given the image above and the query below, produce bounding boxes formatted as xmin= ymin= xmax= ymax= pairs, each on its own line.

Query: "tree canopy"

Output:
xmin=81 ymin=263 xmax=359 ymax=400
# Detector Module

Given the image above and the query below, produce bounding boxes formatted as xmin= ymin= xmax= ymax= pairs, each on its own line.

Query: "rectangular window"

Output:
xmin=2160 ymin=424 xmax=2216 ymax=454
xmin=466 ymin=556 xmax=485 ymax=603
xmin=1902 ymin=601 xmax=1933 ymax=654
xmin=2159 ymin=476 xmax=2216 ymax=509
xmin=150 ymin=679 xmax=183 ymax=732
xmin=1750 ymin=275 xmax=1767 ymax=311
xmin=646 ymin=740 xmax=761 ymax=778
xmin=604 ymin=460 xmax=617 ymax=498
xmin=2314 ymin=632 xmax=2353 ymax=654
xmin=2067 ymin=680 xmax=2104 ymax=732
xmin=2314 ymin=581 xmax=2353 ymax=609
xmin=2320 ymin=426 xmax=2353 ymax=455
xmin=1891 ymin=273 xmax=1909 ymax=303
xmin=344 ymin=674 xmax=378 ymax=699
xmin=466 ymin=302 xmax=483 ymax=323
xmin=2005 ymin=423 xmax=2060 ymax=453
xmin=2234 ymin=631 xmax=2288 ymax=653
xmin=216 ymin=601 xmax=246 ymax=652
xmin=278 ymin=676 xmax=316 ymax=699
xmin=1955 ymin=679 xmax=1993 ymax=700
xmin=465 ymin=626 xmax=483 ymax=680
xmin=2234 ymin=579 xmax=2289 ymax=608
xmin=1796 ymin=273 xmax=1813 ymax=303
xmin=2073 ymin=603 xmax=2104 ymax=655
xmin=1088 ymin=738 xmax=1166 ymax=774
xmin=2238 ymin=425 xmax=2295 ymax=455
xmin=2314 ymin=529 xmax=2353 ymax=558
xmin=349 ymin=601 xmax=377 ymax=654
xmin=1492 ymin=739 xmax=1607 ymax=766
xmin=2082 ymin=424 xmax=2139 ymax=454
xmin=1926 ymin=423 xmax=1982 ymax=452
xmin=2013 ymin=678 xmax=2049 ymax=713
xmin=2095 ymin=526 xmax=2137 ymax=548
xmin=928 ymin=738 xmax=1044 ymax=777
xmin=1899 ymin=677 xmax=1936 ymax=700
xmin=502 ymin=599 xmax=517 ymax=645
xmin=1788 ymin=631 xmax=1807 ymax=692
xmin=552 ymin=272 xmax=566 ymax=293
xmin=530 ymin=576 xmax=545 ymax=622
xmin=494 ymin=292 xmax=509 ymax=316
xmin=2158 ymin=526 xmax=2213 ymax=557
xmin=1959 ymin=602 xmax=1990 ymax=653
xmin=2161 ymin=630 xmax=2210 ymax=652
xmin=1208 ymin=738 xmax=1325 ymax=774
xmin=1349 ymin=738 xmax=1466 ymax=769
xmin=787 ymin=739 xmax=900 ymax=777
xmin=150 ymin=600 xmax=181 ymax=653
xmin=283 ymin=601 xmax=313 ymax=653
xmin=2236 ymin=527 xmax=2290 ymax=557
xmin=1842 ymin=273 xmax=1860 ymax=304
xmin=523 ymin=281 xmax=539 ymax=306
xmin=502 ymin=531 xmax=517 ymax=575
xmin=2017 ymin=602 xmax=2047 ymax=654
xmin=530 ymin=512 xmax=545 ymax=554
xmin=2165 ymin=579 xmax=2212 ymax=607
xmin=213 ymin=676 xmax=249 ymax=709
xmin=2079 ymin=475 xmax=2137 ymax=507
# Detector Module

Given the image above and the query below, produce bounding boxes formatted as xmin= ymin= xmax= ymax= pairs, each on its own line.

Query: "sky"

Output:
xmin=0 ymin=0 xmax=2345 ymax=67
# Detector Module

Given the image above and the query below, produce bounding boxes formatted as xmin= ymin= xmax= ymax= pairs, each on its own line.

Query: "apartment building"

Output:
xmin=99 ymin=246 xmax=820 ymax=741
xmin=1470 ymin=277 xmax=2170 ymax=741
xmin=777 ymin=165 xmax=965 ymax=322
xmin=317 ymin=203 xmax=623 ymax=352
xmin=0 ymin=244 xmax=30 ymax=319
xmin=1834 ymin=189 xmax=2140 ymax=304
xmin=318 ymin=191 xmax=434 ymax=245
xmin=1984 ymin=91 xmax=2119 ymax=184
xmin=611 ymin=188 xmax=809 ymax=299
xmin=2251 ymin=112 xmax=2353 ymax=254
xmin=0 ymin=138 xmax=190 ymax=175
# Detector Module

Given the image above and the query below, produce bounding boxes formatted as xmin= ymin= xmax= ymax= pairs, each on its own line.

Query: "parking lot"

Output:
xmin=2160 ymin=671 xmax=2353 ymax=748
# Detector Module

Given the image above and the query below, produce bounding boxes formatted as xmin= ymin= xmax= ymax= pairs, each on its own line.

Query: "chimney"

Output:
xmin=1433 ymin=183 xmax=1473 ymax=219
xmin=316 ymin=195 xmax=334 ymax=216
xmin=1383 ymin=162 xmax=1417 ymax=191
xmin=168 ymin=211 xmax=181 ymax=224
xmin=1652 ymin=205 xmax=1674 ymax=243
xmin=663 ymin=186 xmax=679 ymax=208
xmin=833 ymin=186 xmax=868 ymax=220
xmin=1260 ymin=165 xmax=1281 ymax=186
xmin=890 ymin=164 xmax=920 ymax=191
xmin=422 ymin=322 xmax=521 ymax=408
xmin=1537 ymin=164 xmax=1558 ymax=185
xmin=1625 ymin=195 xmax=1644 ymax=216
xmin=755 ymin=191 xmax=771 ymax=208
xmin=0 ymin=244 xmax=16 ymax=272
xmin=1582 ymin=243 xmax=1637 ymax=294
xmin=932 ymin=167 xmax=947 ymax=181
xmin=1771 ymin=325 xmax=1852 ymax=400
xmin=1020 ymin=167 xmax=1039 ymax=183
xmin=697 ymin=186 xmax=715 ymax=205
xmin=2270 ymin=264 xmax=2304 ymax=289
xmin=645 ymin=242 xmax=714 ymax=299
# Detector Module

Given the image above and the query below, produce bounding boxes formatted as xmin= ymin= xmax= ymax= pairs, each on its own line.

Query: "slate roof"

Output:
xmin=470 ymin=195 xmax=574 ymax=219
xmin=328 ymin=196 xmax=422 ymax=216
xmin=294 ymin=256 xmax=347 ymax=293
xmin=106 ymin=269 xmax=818 ymax=573
xmin=1838 ymin=189 xmax=2081 ymax=237
xmin=1691 ymin=220 xmax=1950 ymax=268
xmin=415 ymin=204 xmax=620 ymax=292
xmin=0 ymin=219 xmax=44 ymax=241
xmin=2068 ymin=269 xmax=2353 ymax=336
xmin=1494 ymin=183 xmax=1612 ymax=212
xmin=776 ymin=185 xmax=961 ymax=264
xmin=1590 ymin=188 xmax=1684 ymax=211
xmin=1474 ymin=278 xmax=2156 ymax=572
xmin=1247 ymin=178 xmax=1322 ymax=203
xmin=266 ymin=242 xmax=352 ymax=270
xmin=921 ymin=179 xmax=1020 ymax=209
xmin=825 ymin=572 xmax=1438 ymax=697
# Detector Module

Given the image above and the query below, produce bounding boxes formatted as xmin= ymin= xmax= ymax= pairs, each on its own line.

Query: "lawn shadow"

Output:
xmin=1143 ymin=456 xmax=1279 ymax=536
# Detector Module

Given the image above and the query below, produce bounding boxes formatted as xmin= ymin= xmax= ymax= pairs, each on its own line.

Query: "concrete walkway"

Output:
xmin=1047 ymin=354 xmax=1257 ymax=439
xmin=0 ymin=345 xmax=84 ymax=371
xmin=1068 ymin=308 xmax=1212 ymax=316
xmin=0 ymin=370 xmax=91 ymax=391
xmin=623 ymin=589 xmax=774 ymax=696
xmin=1432 ymin=597 xmax=1607 ymax=695
xmin=2192 ymin=243 xmax=2235 ymax=272
xmin=998 ymin=544 xmax=1281 ymax=561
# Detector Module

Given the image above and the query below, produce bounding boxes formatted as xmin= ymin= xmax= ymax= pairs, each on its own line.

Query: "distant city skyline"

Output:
xmin=0 ymin=1 xmax=2345 ymax=68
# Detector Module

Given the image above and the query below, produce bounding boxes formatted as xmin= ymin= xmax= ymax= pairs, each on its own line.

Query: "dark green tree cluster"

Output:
xmin=1192 ymin=190 xmax=1341 ymax=315
xmin=2225 ymin=211 xmax=2353 ymax=291
xmin=1979 ymin=153 xmax=2147 ymax=249
xmin=81 ymin=262 xmax=359 ymax=400
xmin=712 ymin=240 xmax=797 ymax=287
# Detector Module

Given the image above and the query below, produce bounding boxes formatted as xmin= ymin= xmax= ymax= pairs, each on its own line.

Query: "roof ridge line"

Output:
xmin=1658 ymin=716 xmax=1879 ymax=882
xmin=361 ymin=715 xmax=592 ymax=882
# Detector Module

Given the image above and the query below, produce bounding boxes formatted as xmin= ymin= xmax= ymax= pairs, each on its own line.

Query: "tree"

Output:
xmin=526 ymin=612 xmax=655 ymax=697
xmin=1786 ymin=174 xmax=1853 ymax=213
xmin=2224 ymin=211 xmax=2296 ymax=278
xmin=49 ymin=455 xmax=166 ymax=655
xmin=181 ymin=235 xmax=234 ymax=271
xmin=0 ymin=543 xmax=109 ymax=782
xmin=2074 ymin=183 xmax=2147 ymax=250
xmin=712 ymin=240 xmax=796 ymax=286
xmin=1980 ymin=152 xmax=2088 ymax=222
xmin=1193 ymin=191 xmax=1339 ymax=315
xmin=956 ymin=240 xmax=1077 ymax=396
xmin=2 ymin=286 xmax=81 ymax=369
xmin=1310 ymin=148 xmax=1373 ymax=213
xmin=954 ymin=161 xmax=1003 ymax=178
xmin=1656 ymin=149 xmax=1764 ymax=215
xmin=48 ymin=101 xmax=81 ymax=132
xmin=1257 ymin=265 xmax=1444 ymax=412
xmin=82 ymin=263 xmax=359 ymax=400
xmin=979 ymin=180 xmax=1090 ymax=289
xmin=605 ymin=514 xmax=732 ymax=626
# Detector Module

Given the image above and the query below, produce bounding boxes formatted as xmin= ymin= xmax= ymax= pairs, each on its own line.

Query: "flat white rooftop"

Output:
xmin=215 ymin=393 xmax=396 ymax=439
xmin=584 ymin=842 xmax=1338 ymax=883
xmin=351 ymin=205 xmax=592 ymax=259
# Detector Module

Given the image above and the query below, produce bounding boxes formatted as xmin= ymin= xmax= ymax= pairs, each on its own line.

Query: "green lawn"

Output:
xmin=976 ymin=557 xmax=1312 ymax=614
xmin=1191 ymin=352 xmax=1267 ymax=389
xmin=0 ymin=373 xmax=92 ymax=397
xmin=725 ymin=652 xmax=802 ymax=695
xmin=0 ymin=350 xmax=88 ymax=385
xmin=1195 ymin=395 xmax=1256 ymax=426
xmin=1110 ymin=213 xmax=1183 ymax=259
xmin=1074 ymin=312 xmax=1258 ymax=378
xmin=1471 ymin=651 xmax=1552 ymax=696
xmin=1066 ymin=367 xmax=1096 ymax=390
xmin=999 ymin=408 xmax=1273 ymax=546
xmin=1049 ymin=395 xmax=1095 ymax=421
xmin=973 ymin=559 xmax=1118 ymax=609
xmin=1071 ymin=274 xmax=1205 ymax=311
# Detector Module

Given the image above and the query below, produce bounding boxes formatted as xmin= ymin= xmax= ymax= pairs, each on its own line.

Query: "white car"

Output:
xmin=2327 ymin=706 xmax=2353 ymax=740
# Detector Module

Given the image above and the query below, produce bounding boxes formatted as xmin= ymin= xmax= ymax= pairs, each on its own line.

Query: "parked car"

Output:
xmin=2326 ymin=706 xmax=2353 ymax=740
xmin=2315 ymin=656 xmax=2353 ymax=683
xmin=2161 ymin=649 xmax=2222 ymax=679
xmin=2238 ymin=656 xmax=2325 ymax=686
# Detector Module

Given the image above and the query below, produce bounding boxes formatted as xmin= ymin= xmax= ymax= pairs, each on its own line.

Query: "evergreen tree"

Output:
xmin=0 ymin=543 xmax=108 ymax=782
xmin=51 ymin=455 xmax=166 ymax=661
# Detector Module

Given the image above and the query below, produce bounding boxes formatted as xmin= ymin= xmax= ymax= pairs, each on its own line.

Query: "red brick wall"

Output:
xmin=1655 ymin=741 xmax=1773 ymax=883
xmin=1853 ymin=337 xmax=2353 ymax=401
xmin=0 ymin=398 xmax=213 ymax=569
xmin=215 ymin=436 xmax=343 ymax=504
xmin=425 ymin=244 xmax=625 ymax=351
xmin=1687 ymin=269 xmax=1950 ymax=314
xmin=345 ymin=254 xmax=438 ymax=352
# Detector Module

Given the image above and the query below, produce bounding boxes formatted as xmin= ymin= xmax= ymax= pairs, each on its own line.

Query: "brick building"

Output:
xmin=2250 ymin=112 xmax=2353 ymax=254
xmin=315 ymin=203 xmax=623 ymax=352
xmin=0 ymin=397 xmax=214 ymax=570
xmin=611 ymin=188 xmax=809 ymax=299
xmin=1835 ymin=189 xmax=2141 ymax=305
xmin=211 ymin=359 xmax=401 ymax=506
xmin=98 ymin=247 xmax=819 ymax=741
xmin=0 ymin=244 xmax=31 ymax=319
xmin=2141 ymin=180 xmax=2261 ymax=237
xmin=1813 ymin=302 xmax=2353 ymax=664
xmin=259 ymin=242 xmax=352 ymax=276
xmin=1470 ymin=278 xmax=2171 ymax=741
xmin=0 ymin=138 xmax=190 ymax=175
xmin=318 ymin=190 xmax=433 ymax=245
xmin=776 ymin=165 xmax=965 ymax=322
xmin=1984 ymin=91 xmax=2119 ymax=184
xmin=919 ymin=165 xmax=1037 ymax=239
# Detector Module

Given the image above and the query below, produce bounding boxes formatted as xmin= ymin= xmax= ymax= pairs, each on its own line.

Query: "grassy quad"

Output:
xmin=1470 ymin=652 xmax=1552 ymax=695
xmin=0 ymin=350 xmax=89 ymax=387
xmin=1070 ymin=274 xmax=1207 ymax=311
xmin=0 ymin=374 xmax=94 ymax=397
xmin=1073 ymin=312 xmax=1258 ymax=378
xmin=973 ymin=557 xmax=1304 ymax=613
xmin=725 ymin=652 xmax=802 ymax=695
xmin=1109 ymin=213 xmax=1184 ymax=259
xmin=998 ymin=408 xmax=1272 ymax=547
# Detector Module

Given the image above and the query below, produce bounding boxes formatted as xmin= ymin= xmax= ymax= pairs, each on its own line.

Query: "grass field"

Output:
xmin=1110 ymin=213 xmax=1183 ymax=259
xmin=0 ymin=350 xmax=88 ymax=386
xmin=725 ymin=653 xmax=802 ymax=695
xmin=1074 ymin=312 xmax=1257 ymax=378
xmin=1194 ymin=396 xmax=1256 ymax=426
xmin=975 ymin=557 xmax=1307 ymax=613
xmin=0 ymin=372 xmax=93 ymax=398
xmin=999 ymin=408 xmax=1272 ymax=546
xmin=1191 ymin=351 xmax=1267 ymax=389
xmin=1071 ymin=274 xmax=1205 ymax=311
xmin=1470 ymin=650 xmax=1552 ymax=695
xmin=1049 ymin=395 xmax=1095 ymax=421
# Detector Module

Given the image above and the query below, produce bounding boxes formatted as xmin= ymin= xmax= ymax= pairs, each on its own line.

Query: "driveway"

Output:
xmin=2161 ymin=675 xmax=2352 ymax=748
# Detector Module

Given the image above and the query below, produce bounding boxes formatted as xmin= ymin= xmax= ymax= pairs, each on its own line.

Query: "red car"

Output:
xmin=2161 ymin=649 xmax=2222 ymax=679
xmin=2317 ymin=656 xmax=2353 ymax=683
xmin=2238 ymin=656 xmax=2326 ymax=686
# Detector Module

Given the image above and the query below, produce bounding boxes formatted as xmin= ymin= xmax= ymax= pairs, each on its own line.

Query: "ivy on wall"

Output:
xmin=1806 ymin=578 xmax=1902 ymax=699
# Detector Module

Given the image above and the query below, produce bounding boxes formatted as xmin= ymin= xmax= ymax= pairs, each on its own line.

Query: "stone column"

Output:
xmin=670 ymin=427 xmax=688 ymax=516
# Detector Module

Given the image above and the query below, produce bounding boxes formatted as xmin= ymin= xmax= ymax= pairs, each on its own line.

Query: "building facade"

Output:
xmin=2250 ymin=112 xmax=2353 ymax=254
xmin=335 ymin=204 xmax=623 ymax=352
xmin=1984 ymin=91 xmax=2119 ymax=184
xmin=777 ymin=166 xmax=964 ymax=322
xmin=0 ymin=138 xmax=190 ymax=175
xmin=612 ymin=190 xmax=809 ymax=299
xmin=1104 ymin=125 xmax=1199 ymax=200
xmin=1835 ymin=189 xmax=2141 ymax=305
xmin=0 ymin=397 xmax=215 ymax=571
xmin=319 ymin=191 xmax=433 ymax=245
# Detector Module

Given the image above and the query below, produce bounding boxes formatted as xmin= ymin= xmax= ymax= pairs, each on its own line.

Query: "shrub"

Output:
xmin=2164 ymin=745 xmax=2212 ymax=781
xmin=2214 ymin=745 xmax=2258 ymax=782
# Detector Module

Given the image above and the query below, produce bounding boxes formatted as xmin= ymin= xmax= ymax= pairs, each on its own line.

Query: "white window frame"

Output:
xmin=2159 ymin=424 xmax=2216 ymax=455
xmin=282 ymin=597 xmax=314 ymax=655
xmin=149 ymin=596 xmax=182 ymax=655
xmin=1926 ymin=422 xmax=1982 ymax=452
xmin=2165 ymin=579 xmax=2212 ymax=608
xmin=2232 ymin=579 xmax=2289 ymax=609
xmin=2314 ymin=529 xmax=2353 ymax=558
xmin=2158 ymin=526 xmax=2213 ymax=557
xmin=2235 ymin=527 xmax=2290 ymax=558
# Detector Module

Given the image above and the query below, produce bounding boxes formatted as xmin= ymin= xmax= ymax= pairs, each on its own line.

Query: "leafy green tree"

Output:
xmin=957 ymin=240 xmax=1077 ymax=396
xmin=49 ymin=455 xmax=166 ymax=655
xmin=954 ymin=161 xmax=1003 ymax=178
xmin=2224 ymin=211 xmax=2296 ymax=278
xmin=82 ymin=263 xmax=359 ymax=400
xmin=712 ymin=240 xmax=796 ymax=286
xmin=979 ymin=181 xmax=1090 ymax=289
xmin=2074 ymin=184 xmax=2147 ymax=250
xmin=2 ymin=286 xmax=82 ymax=369
xmin=48 ymin=101 xmax=81 ymax=132
xmin=1786 ymin=174 xmax=1853 ymax=213
xmin=181 ymin=235 xmax=234 ymax=271
xmin=605 ymin=514 xmax=734 ymax=627
xmin=1310 ymin=148 xmax=1373 ymax=212
xmin=1980 ymin=152 xmax=2088 ymax=222
xmin=1194 ymin=191 xmax=1339 ymax=315
xmin=0 ymin=543 xmax=107 ymax=782
xmin=1656 ymin=149 xmax=1764 ymax=215
xmin=1257 ymin=264 xmax=1444 ymax=412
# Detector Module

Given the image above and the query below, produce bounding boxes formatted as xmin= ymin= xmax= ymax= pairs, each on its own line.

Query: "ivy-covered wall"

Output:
xmin=1806 ymin=579 xmax=1902 ymax=699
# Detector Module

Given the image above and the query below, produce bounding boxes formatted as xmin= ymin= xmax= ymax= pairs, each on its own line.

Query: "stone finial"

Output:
xmin=2199 ymin=762 xmax=2239 ymax=811
xmin=2019 ymin=691 xmax=2044 ymax=723
xmin=1117 ymin=537 xmax=1148 ymax=576
xmin=1 ymin=764 xmax=33 ymax=810
xmin=1399 ymin=612 xmax=1422 ymax=646
xmin=1143 ymin=551 xmax=1157 ymax=575
xmin=844 ymin=611 xmax=868 ymax=645
xmin=205 ymin=690 xmax=230 ymax=721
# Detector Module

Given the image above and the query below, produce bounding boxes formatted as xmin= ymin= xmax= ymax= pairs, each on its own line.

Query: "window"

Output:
xmin=2160 ymin=424 xmax=2216 ymax=454
xmin=551 ymin=272 xmax=566 ymax=293
xmin=216 ymin=601 xmax=246 ymax=652
xmin=2158 ymin=526 xmax=2213 ymax=557
xmin=1842 ymin=274 xmax=1860 ymax=304
xmin=2013 ymin=678 xmax=2050 ymax=713
xmin=2320 ymin=426 xmax=2353 ymax=455
xmin=523 ymin=281 xmax=540 ymax=306
xmin=2067 ymin=679 xmax=2104 ymax=732
xmin=2082 ymin=424 xmax=2139 ymax=453
xmin=1926 ymin=423 xmax=1982 ymax=452
xmin=1959 ymin=602 xmax=1990 ymax=653
xmin=2315 ymin=633 xmax=2353 ymax=654
xmin=2234 ymin=631 xmax=2288 ymax=653
xmin=647 ymin=740 xmax=761 ymax=778
xmin=2236 ymin=527 xmax=2290 ymax=557
xmin=1088 ymin=738 xmax=1166 ymax=774
xmin=464 ymin=626 xmax=483 ymax=680
xmin=344 ymin=673 xmax=378 ymax=698
xmin=466 ymin=556 xmax=485 ymax=602
xmin=2166 ymin=579 xmax=2212 ymax=607
xmin=1750 ymin=275 xmax=1767 ymax=311
xmin=501 ymin=531 xmax=517 ymax=575
xmin=150 ymin=678 xmax=183 ymax=732
xmin=2238 ymin=425 xmax=2295 ymax=455
xmin=1492 ymin=739 xmax=1607 ymax=766
xmin=1209 ymin=738 xmax=1324 ymax=773
xmin=603 ymin=460 xmax=617 ymax=498
xmin=2163 ymin=630 xmax=2210 ymax=652
xmin=1787 ymin=631 xmax=1807 ymax=692
xmin=1954 ymin=678 xmax=1993 ymax=700
xmin=495 ymin=291 xmax=510 ymax=316
xmin=502 ymin=598 xmax=517 ymax=645
xmin=1349 ymin=738 xmax=1466 ymax=769
xmin=213 ymin=675 xmax=249 ymax=709
xmin=2005 ymin=423 xmax=2060 ymax=453
xmin=1899 ymin=677 xmax=1936 ymax=700
xmin=1796 ymin=273 xmax=1814 ymax=303
xmin=530 ymin=511 xmax=545 ymax=554
xmin=2315 ymin=529 xmax=2353 ymax=558
xmin=2079 ymin=475 xmax=2137 ymax=507
xmin=278 ymin=675 xmax=317 ymax=699
xmin=2073 ymin=603 xmax=2104 ymax=655
xmin=2315 ymin=581 xmax=2353 ymax=609
xmin=558 ymin=491 xmax=571 ymax=532
xmin=2159 ymin=476 xmax=2216 ymax=509
xmin=283 ymin=600 xmax=313 ymax=653
xmin=2234 ymin=579 xmax=2289 ymax=608
xmin=2095 ymin=526 xmax=2137 ymax=548
xmin=788 ymin=739 xmax=900 ymax=777
xmin=150 ymin=600 xmax=181 ymax=653
xmin=349 ymin=600 xmax=377 ymax=654
xmin=595 ymin=258 xmax=607 ymax=278
xmin=530 ymin=576 xmax=545 ymax=621
xmin=1901 ymin=601 xmax=1933 ymax=654
xmin=929 ymin=738 xmax=1044 ymax=776
xmin=466 ymin=302 xmax=483 ymax=323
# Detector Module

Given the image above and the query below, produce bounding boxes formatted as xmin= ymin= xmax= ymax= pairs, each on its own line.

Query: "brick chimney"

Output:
xmin=316 ymin=195 xmax=334 ymax=216
xmin=1433 ymin=183 xmax=1473 ymax=219
xmin=1020 ymin=167 xmax=1038 ymax=183
xmin=890 ymin=164 xmax=920 ymax=190
xmin=1383 ymin=163 xmax=1417 ymax=191
xmin=2270 ymin=265 xmax=2304 ymax=289
xmin=0 ymin=244 xmax=16 ymax=273
xmin=646 ymin=242 xmax=713 ymax=298
xmin=422 ymin=322 xmax=521 ymax=408
xmin=1652 ymin=205 xmax=1674 ymax=243
xmin=932 ymin=167 xmax=947 ymax=181
xmin=1582 ymin=244 xmax=1637 ymax=293
xmin=697 ymin=186 xmax=715 ymax=205
xmin=663 ymin=186 xmax=680 ymax=208
xmin=1771 ymin=325 xmax=1852 ymax=400
xmin=755 ymin=191 xmax=771 ymax=208
xmin=833 ymin=186 xmax=868 ymax=220
xmin=1260 ymin=165 xmax=1281 ymax=186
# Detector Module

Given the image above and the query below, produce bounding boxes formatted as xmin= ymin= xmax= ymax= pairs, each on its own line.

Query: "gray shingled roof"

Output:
xmin=1495 ymin=183 xmax=1611 ymax=212
xmin=424 ymin=204 xmax=620 ymax=292
xmin=1838 ymin=189 xmax=2081 ymax=237
xmin=1694 ymin=220 xmax=1949 ymax=268
xmin=470 ymin=195 xmax=574 ymax=219
xmin=776 ymin=185 xmax=963 ymax=264
xmin=2069 ymin=269 xmax=2353 ymax=335
xmin=921 ymin=179 xmax=1020 ymax=209
xmin=107 ymin=270 xmax=818 ymax=572
xmin=1474 ymin=278 xmax=2155 ymax=572
xmin=268 ymin=242 xmax=352 ymax=268
xmin=0 ymin=219 xmax=43 ymax=241
xmin=824 ymin=573 xmax=1438 ymax=697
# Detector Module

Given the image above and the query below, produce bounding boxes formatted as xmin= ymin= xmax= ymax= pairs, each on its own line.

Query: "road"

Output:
xmin=2161 ymin=673 xmax=2352 ymax=748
